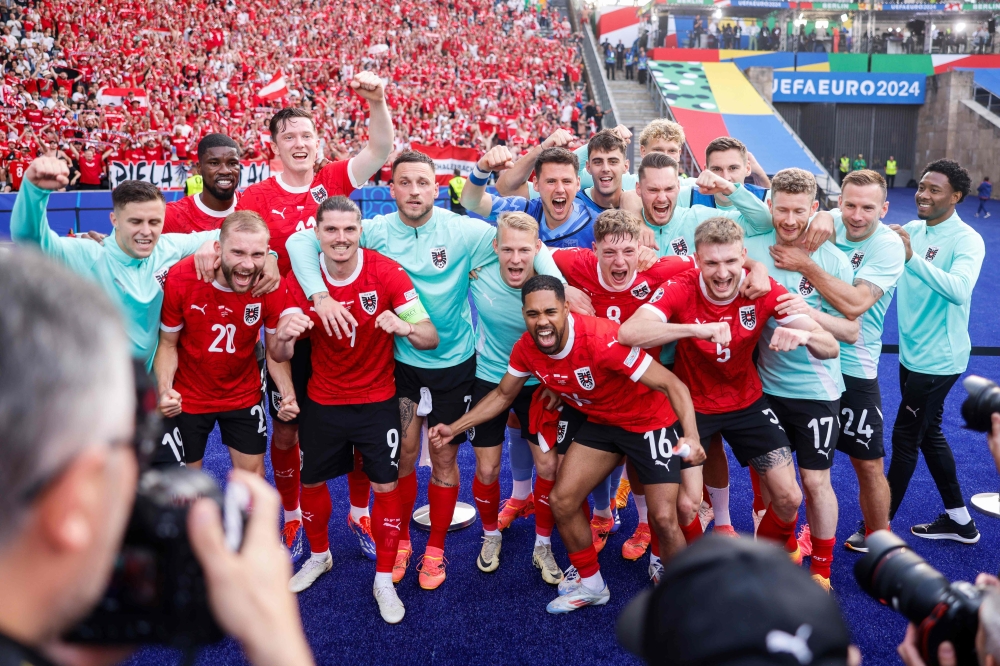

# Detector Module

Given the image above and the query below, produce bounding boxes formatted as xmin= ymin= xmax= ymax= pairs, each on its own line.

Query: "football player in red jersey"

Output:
xmin=163 ymin=134 xmax=242 ymax=234
xmin=429 ymin=276 xmax=702 ymax=613
xmin=271 ymin=197 xmax=438 ymax=624
xmin=620 ymin=217 xmax=839 ymax=570
xmin=154 ymin=211 xmax=297 ymax=474
xmin=237 ymin=71 xmax=394 ymax=559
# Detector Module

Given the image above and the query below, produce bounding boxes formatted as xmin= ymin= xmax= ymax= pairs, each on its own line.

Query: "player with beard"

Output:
xmin=237 ymin=72 xmax=394 ymax=562
xmin=768 ymin=170 xmax=904 ymax=554
xmin=620 ymin=217 xmax=839 ymax=581
xmin=463 ymin=212 xmax=564 ymax=583
xmin=163 ymin=134 xmax=242 ymax=234
xmin=741 ymin=169 xmax=857 ymax=591
xmin=154 ymin=211 xmax=296 ymax=473
xmin=285 ymin=151 xmax=573 ymax=590
xmin=428 ymin=275 xmax=703 ymax=613
xmin=273 ymin=197 xmax=437 ymax=623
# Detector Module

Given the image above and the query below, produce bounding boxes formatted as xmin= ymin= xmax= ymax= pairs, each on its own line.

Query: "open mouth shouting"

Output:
xmin=534 ymin=323 xmax=558 ymax=351
xmin=550 ymin=195 xmax=568 ymax=219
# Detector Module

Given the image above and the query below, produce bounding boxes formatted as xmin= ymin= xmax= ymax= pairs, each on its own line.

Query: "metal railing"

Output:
xmin=581 ymin=24 xmax=619 ymax=131
xmin=645 ymin=73 xmax=703 ymax=177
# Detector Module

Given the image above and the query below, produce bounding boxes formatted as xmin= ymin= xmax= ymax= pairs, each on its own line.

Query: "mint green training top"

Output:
xmin=11 ymin=180 xmax=218 ymax=368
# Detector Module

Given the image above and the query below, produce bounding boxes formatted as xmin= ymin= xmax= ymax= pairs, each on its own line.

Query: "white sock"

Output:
xmin=706 ymin=485 xmax=731 ymax=526
xmin=350 ymin=505 xmax=369 ymax=522
xmin=634 ymin=494 xmax=648 ymax=524
xmin=593 ymin=506 xmax=613 ymax=519
xmin=284 ymin=508 xmax=302 ymax=523
xmin=374 ymin=572 xmax=393 ymax=587
xmin=947 ymin=506 xmax=972 ymax=526
xmin=310 ymin=549 xmax=331 ymax=561
xmin=581 ymin=570 xmax=605 ymax=593
xmin=649 ymin=553 xmax=661 ymax=569
xmin=535 ymin=534 xmax=551 ymax=546
xmin=512 ymin=478 xmax=532 ymax=500
xmin=621 ymin=467 xmax=629 ymax=482
xmin=484 ymin=529 xmax=501 ymax=537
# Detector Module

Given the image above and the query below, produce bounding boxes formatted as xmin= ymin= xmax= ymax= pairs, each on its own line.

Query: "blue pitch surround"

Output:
xmin=127 ymin=190 xmax=1000 ymax=666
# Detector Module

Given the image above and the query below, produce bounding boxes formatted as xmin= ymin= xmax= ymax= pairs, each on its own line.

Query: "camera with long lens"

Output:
xmin=65 ymin=363 xmax=247 ymax=649
xmin=961 ymin=375 xmax=1000 ymax=432
xmin=855 ymin=531 xmax=983 ymax=666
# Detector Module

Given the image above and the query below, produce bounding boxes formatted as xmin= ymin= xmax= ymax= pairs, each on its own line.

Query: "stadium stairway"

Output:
xmin=607 ymin=78 xmax=660 ymax=136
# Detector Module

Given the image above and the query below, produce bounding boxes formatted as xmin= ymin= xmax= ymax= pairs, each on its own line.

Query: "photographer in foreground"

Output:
xmin=0 ymin=251 xmax=313 ymax=666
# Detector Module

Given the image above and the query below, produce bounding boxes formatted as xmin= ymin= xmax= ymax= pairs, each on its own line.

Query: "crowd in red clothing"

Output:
xmin=1 ymin=0 xmax=585 ymax=191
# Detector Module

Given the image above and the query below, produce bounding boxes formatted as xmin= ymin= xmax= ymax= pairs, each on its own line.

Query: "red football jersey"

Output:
xmin=286 ymin=248 xmax=420 ymax=405
xmin=640 ymin=270 xmax=798 ymax=414
xmin=160 ymin=256 xmax=292 ymax=413
xmin=163 ymin=193 xmax=238 ymax=234
xmin=236 ymin=159 xmax=357 ymax=276
xmin=9 ymin=160 xmax=27 ymax=190
xmin=507 ymin=314 xmax=677 ymax=433
xmin=552 ymin=248 xmax=696 ymax=324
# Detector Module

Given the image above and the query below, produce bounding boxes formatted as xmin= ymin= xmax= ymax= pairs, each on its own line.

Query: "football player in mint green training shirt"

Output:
xmin=746 ymin=168 xmax=857 ymax=589
xmin=284 ymin=150 xmax=571 ymax=586
xmin=888 ymin=160 xmax=985 ymax=544
xmin=773 ymin=170 xmax=904 ymax=553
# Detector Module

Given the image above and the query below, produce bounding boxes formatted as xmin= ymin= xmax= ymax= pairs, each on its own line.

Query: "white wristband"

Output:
xmin=472 ymin=165 xmax=491 ymax=180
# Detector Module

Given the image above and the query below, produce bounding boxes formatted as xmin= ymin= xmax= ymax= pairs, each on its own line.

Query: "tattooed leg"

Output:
xmin=750 ymin=447 xmax=803 ymax=522
xmin=398 ymin=397 xmax=423 ymax=477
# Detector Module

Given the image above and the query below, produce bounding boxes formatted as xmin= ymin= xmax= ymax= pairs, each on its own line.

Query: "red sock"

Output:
xmin=533 ymin=477 xmax=555 ymax=537
xmin=372 ymin=488 xmax=402 ymax=574
xmin=650 ymin=527 xmax=660 ymax=557
xmin=567 ymin=545 xmax=600 ymax=578
xmin=270 ymin=444 xmax=301 ymax=512
xmin=300 ymin=484 xmax=332 ymax=553
xmin=757 ymin=505 xmax=798 ymax=552
xmin=681 ymin=515 xmax=703 ymax=544
xmin=865 ymin=523 xmax=889 ymax=537
xmin=347 ymin=450 xmax=371 ymax=510
xmin=397 ymin=472 xmax=418 ymax=541
xmin=581 ymin=498 xmax=592 ymax=521
xmin=749 ymin=467 xmax=765 ymax=514
xmin=702 ymin=484 xmax=712 ymax=508
xmin=473 ymin=477 xmax=500 ymax=532
xmin=810 ymin=537 xmax=835 ymax=578
xmin=427 ymin=483 xmax=459 ymax=551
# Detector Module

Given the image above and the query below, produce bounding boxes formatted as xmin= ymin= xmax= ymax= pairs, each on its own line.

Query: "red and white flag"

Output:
xmin=411 ymin=143 xmax=482 ymax=185
xmin=257 ymin=71 xmax=289 ymax=101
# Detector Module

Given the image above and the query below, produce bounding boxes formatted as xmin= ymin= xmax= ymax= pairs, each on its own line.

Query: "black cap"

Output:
xmin=616 ymin=535 xmax=852 ymax=666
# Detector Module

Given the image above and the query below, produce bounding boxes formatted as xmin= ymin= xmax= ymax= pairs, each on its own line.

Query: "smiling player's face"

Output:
xmin=696 ymin=241 xmax=746 ymax=301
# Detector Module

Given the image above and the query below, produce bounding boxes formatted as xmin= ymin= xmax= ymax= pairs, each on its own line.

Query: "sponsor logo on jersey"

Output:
xmin=430 ymin=246 xmax=448 ymax=269
xmin=631 ymin=281 xmax=651 ymax=300
xmin=624 ymin=346 xmax=641 ymax=368
xmin=649 ymin=287 xmax=665 ymax=304
xmin=244 ymin=303 xmax=261 ymax=326
xmin=798 ymin=276 xmax=815 ymax=296
xmin=850 ymin=251 xmax=865 ymax=269
xmin=670 ymin=237 xmax=689 ymax=256
xmin=404 ymin=288 xmax=417 ymax=301
xmin=359 ymin=291 xmax=378 ymax=315
xmin=924 ymin=246 xmax=940 ymax=262
xmin=310 ymin=184 xmax=328 ymax=204
xmin=739 ymin=305 xmax=757 ymax=331
xmin=218 ymin=305 xmax=233 ymax=317
xmin=154 ymin=266 xmax=169 ymax=289
xmin=557 ymin=421 xmax=568 ymax=443
xmin=574 ymin=367 xmax=595 ymax=390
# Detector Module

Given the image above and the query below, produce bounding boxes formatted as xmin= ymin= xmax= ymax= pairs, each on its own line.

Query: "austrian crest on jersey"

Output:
xmin=575 ymin=367 xmax=595 ymax=390
xmin=798 ymin=276 xmax=815 ymax=296
xmin=739 ymin=305 xmax=757 ymax=331
xmin=244 ymin=303 xmax=262 ymax=326
xmin=850 ymin=251 xmax=865 ymax=270
xmin=431 ymin=246 xmax=448 ymax=269
xmin=631 ymin=281 xmax=651 ymax=300
xmin=359 ymin=290 xmax=378 ymax=315
xmin=310 ymin=184 xmax=328 ymax=204
xmin=925 ymin=246 xmax=940 ymax=262
xmin=670 ymin=237 xmax=689 ymax=256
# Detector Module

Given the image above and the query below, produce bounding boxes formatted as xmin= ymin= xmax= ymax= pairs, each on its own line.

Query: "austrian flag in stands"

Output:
xmin=410 ymin=143 xmax=481 ymax=186
xmin=258 ymin=71 xmax=289 ymax=101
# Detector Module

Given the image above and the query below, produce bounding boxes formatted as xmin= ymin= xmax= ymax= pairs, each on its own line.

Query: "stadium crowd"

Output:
xmin=0 ymin=0 xmax=584 ymax=191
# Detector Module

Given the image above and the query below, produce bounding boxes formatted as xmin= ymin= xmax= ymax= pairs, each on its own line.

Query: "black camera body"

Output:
xmin=961 ymin=375 xmax=1000 ymax=432
xmin=855 ymin=531 xmax=983 ymax=666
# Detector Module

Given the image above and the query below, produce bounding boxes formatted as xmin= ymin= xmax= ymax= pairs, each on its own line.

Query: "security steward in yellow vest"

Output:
xmin=448 ymin=169 xmax=466 ymax=214
xmin=885 ymin=156 xmax=897 ymax=189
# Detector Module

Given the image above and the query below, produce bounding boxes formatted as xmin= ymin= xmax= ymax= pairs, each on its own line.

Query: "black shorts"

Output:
xmin=695 ymin=396 xmax=792 ymax=467
xmin=766 ymin=395 xmax=840 ymax=471
xmin=573 ymin=421 xmax=681 ymax=485
xmin=394 ymin=355 xmax=476 ymax=445
xmin=838 ymin=374 xmax=885 ymax=460
xmin=299 ymin=397 xmax=402 ymax=485
xmin=152 ymin=419 xmax=186 ymax=468
xmin=265 ymin=338 xmax=312 ymax=426
xmin=466 ymin=378 xmax=537 ymax=448
xmin=162 ymin=403 xmax=269 ymax=464
xmin=555 ymin=403 xmax=590 ymax=455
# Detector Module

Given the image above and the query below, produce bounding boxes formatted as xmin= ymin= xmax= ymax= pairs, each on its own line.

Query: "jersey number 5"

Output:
xmin=716 ymin=343 xmax=731 ymax=363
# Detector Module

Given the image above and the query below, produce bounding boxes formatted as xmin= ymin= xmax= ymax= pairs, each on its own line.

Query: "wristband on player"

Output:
xmin=469 ymin=165 xmax=490 ymax=186
xmin=268 ymin=249 xmax=279 ymax=259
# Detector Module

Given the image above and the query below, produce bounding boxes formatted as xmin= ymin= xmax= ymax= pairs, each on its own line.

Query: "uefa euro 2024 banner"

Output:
xmin=108 ymin=160 xmax=271 ymax=190
xmin=772 ymin=72 xmax=926 ymax=105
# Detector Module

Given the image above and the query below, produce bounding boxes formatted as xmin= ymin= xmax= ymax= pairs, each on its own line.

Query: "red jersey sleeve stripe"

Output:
xmin=775 ymin=313 xmax=807 ymax=325
xmin=280 ymin=307 xmax=304 ymax=318
xmin=640 ymin=302 xmax=668 ymax=322
xmin=160 ymin=322 xmax=184 ymax=332
xmin=629 ymin=354 xmax=652 ymax=382
xmin=346 ymin=157 xmax=363 ymax=189
xmin=507 ymin=364 xmax=533 ymax=378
